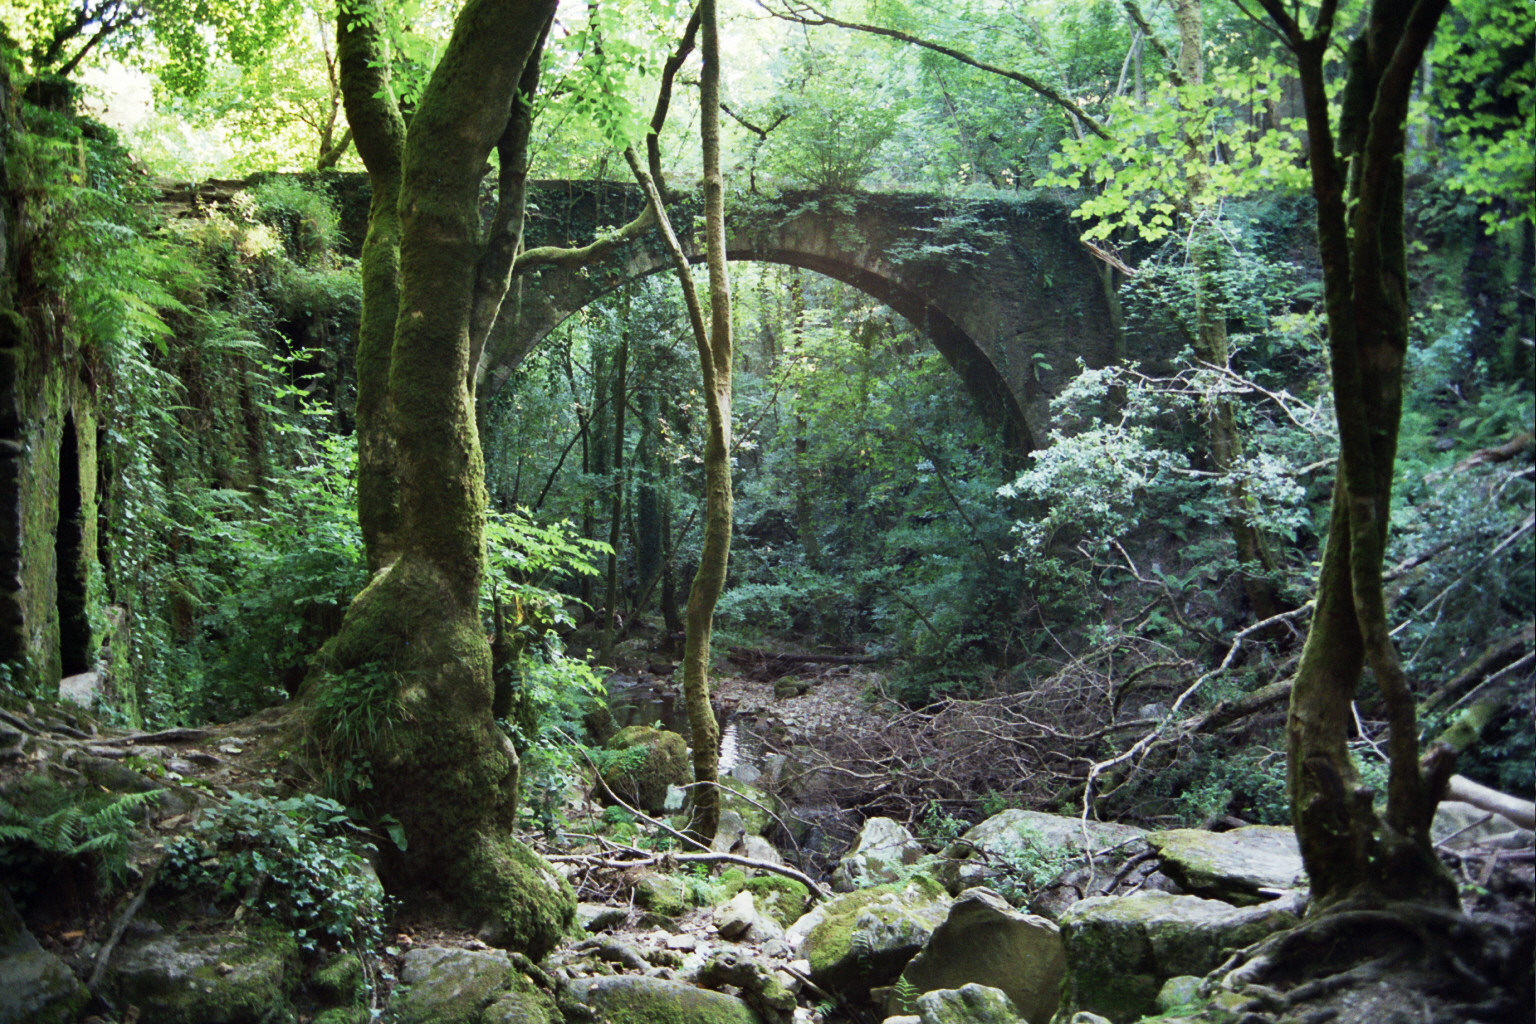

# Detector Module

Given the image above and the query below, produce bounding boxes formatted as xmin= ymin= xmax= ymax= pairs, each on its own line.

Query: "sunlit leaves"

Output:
xmin=1424 ymin=0 xmax=1535 ymax=233
xmin=1039 ymin=52 xmax=1308 ymax=242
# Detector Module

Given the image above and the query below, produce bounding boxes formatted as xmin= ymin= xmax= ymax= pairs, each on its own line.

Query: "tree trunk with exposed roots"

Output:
xmin=294 ymin=0 xmax=574 ymax=957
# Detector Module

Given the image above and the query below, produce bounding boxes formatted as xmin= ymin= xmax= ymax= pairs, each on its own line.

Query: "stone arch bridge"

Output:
xmin=476 ymin=182 xmax=1125 ymax=452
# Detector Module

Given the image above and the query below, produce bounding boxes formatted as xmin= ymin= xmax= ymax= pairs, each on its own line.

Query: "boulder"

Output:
xmin=577 ymin=902 xmax=628 ymax=934
xmin=694 ymin=949 xmax=797 ymax=1024
xmin=891 ymin=887 xmax=1064 ymax=1024
xmin=719 ymin=871 xmax=813 ymax=929
xmin=635 ymin=873 xmax=706 ymax=917
xmin=600 ymin=726 xmax=691 ymax=813
xmin=721 ymin=776 xmax=780 ymax=836
xmin=0 ymin=886 xmax=88 ymax=1024
xmin=565 ymin=974 xmax=762 ymax=1024
xmin=716 ymin=890 xmax=759 ymax=939
xmin=914 ymin=983 xmax=1024 ymax=1024
xmin=833 ymin=816 xmax=925 ymax=892
xmin=1146 ymin=826 xmax=1305 ymax=905
xmin=794 ymin=874 xmax=951 ymax=994
xmin=951 ymin=811 xmax=1147 ymax=893
xmin=1054 ymin=892 xmax=1300 ymax=1023
xmin=102 ymin=922 xmax=300 ymax=1024
xmin=385 ymin=946 xmax=559 ymax=1024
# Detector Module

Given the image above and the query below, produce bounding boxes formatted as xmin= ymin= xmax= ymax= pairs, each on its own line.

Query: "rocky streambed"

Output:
xmin=2 ymin=680 xmax=1532 ymax=1024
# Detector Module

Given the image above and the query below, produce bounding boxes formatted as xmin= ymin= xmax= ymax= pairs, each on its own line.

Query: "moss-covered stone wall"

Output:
xmin=0 ymin=75 xmax=101 ymax=695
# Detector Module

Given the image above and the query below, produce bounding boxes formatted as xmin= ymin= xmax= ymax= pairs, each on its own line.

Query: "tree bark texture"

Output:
xmin=1258 ymin=0 xmax=1455 ymax=909
xmin=336 ymin=1 xmax=405 ymax=572
xmin=304 ymin=0 xmax=574 ymax=956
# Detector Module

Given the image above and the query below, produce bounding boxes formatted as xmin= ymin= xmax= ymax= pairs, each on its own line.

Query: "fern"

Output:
xmin=0 ymin=781 xmax=160 ymax=887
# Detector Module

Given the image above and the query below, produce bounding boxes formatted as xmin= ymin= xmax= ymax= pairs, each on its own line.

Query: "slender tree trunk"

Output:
xmin=622 ymin=0 xmax=730 ymax=841
xmin=1175 ymin=0 xmax=1286 ymax=621
xmin=600 ymin=328 xmax=628 ymax=663
xmin=789 ymin=271 xmax=822 ymax=572
xmin=1257 ymin=0 xmax=1455 ymax=909
xmin=679 ymin=0 xmax=732 ymax=843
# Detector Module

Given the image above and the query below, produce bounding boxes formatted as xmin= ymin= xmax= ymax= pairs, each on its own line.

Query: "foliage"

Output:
xmin=973 ymin=825 xmax=1074 ymax=906
xmin=1423 ymin=0 xmax=1536 ymax=233
xmin=307 ymin=662 xmax=403 ymax=803
xmin=1038 ymin=52 xmax=1309 ymax=242
xmin=160 ymin=790 xmax=389 ymax=953
xmin=0 ymin=776 xmax=159 ymax=894
xmin=997 ymin=349 xmax=1326 ymax=621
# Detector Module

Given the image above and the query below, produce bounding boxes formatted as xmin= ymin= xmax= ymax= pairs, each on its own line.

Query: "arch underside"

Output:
xmin=481 ymin=244 xmax=1035 ymax=452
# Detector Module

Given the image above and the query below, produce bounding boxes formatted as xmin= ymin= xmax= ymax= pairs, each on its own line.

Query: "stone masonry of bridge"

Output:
xmin=479 ymin=181 xmax=1124 ymax=452
xmin=163 ymin=175 xmax=1132 ymax=451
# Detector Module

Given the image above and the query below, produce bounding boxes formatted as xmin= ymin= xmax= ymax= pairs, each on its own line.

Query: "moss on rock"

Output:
xmin=461 ymin=832 xmax=577 ymax=958
xmin=104 ymin=922 xmax=301 ymax=1024
xmin=601 ymin=726 xmax=690 ymax=813
xmin=565 ymin=974 xmax=761 ymax=1024
xmin=718 ymin=872 xmax=811 ymax=928
xmin=803 ymin=874 xmax=949 ymax=994
xmin=312 ymin=953 xmax=364 ymax=1005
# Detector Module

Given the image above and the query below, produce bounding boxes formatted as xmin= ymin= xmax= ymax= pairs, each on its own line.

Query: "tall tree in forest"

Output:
xmin=294 ymin=0 xmax=576 ymax=955
xmin=626 ymin=0 xmax=730 ymax=843
xmin=1253 ymin=0 xmax=1456 ymax=907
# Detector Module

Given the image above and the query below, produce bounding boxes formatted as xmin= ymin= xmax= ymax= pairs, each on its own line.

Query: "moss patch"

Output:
xmin=718 ymin=871 xmax=811 ymax=928
xmin=804 ymin=874 xmax=949 ymax=992
xmin=601 ymin=726 xmax=690 ymax=813
xmin=104 ymin=922 xmax=301 ymax=1024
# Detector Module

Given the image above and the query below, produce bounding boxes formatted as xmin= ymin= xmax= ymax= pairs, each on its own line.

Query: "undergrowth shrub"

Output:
xmin=160 ymin=790 xmax=388 ymax=954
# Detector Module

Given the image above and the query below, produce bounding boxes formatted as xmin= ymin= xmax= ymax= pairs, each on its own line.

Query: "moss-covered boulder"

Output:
xmin=312 ymin=953 xmax=364 ymax=1005
xmin=718 ymin=871 xmax=812 ymax=928
xmin=0 ymin=886 xmax=87 ymax=1024
xmin=600 ymin=726 xmax=691 ymax=813
xmin=720 ymin=776 xmax=779 ymax=835
xmin=950 ymin=810 xmax=1147 ymax=894
xmin=1145 ymin=826 xmax=1305 ymax=906
xmin=461 ymin=833 xmax=577 ymax=958
xmin=103 ymin=922 xmax=301 ymax=1024
xmin=385 ymin=946 xmax=558 ymax=1024
xmin=1054 ymin=893 xmax=1300 ymax=1023
xmin=565 ymin=974 xmax=762 ymax=1024
xmin=891 ymin=887 xmax=1064 ymax=1024
xmin=831 ymin=816 xmax=924 ymax=892
xmin=793 ymin=874 xmax=950 ymax=995
xmin=914 ymin=983 xmax=1024 ymax=1024
xmin=634 ymin=872 xmax=709 ymax=917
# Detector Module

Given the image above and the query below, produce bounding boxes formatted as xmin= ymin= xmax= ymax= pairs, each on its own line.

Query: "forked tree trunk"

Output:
xmin=1258 ymin=0 xmax=1456 ymax=909
xmin=301 ymin=0 xmax=575 ymax=956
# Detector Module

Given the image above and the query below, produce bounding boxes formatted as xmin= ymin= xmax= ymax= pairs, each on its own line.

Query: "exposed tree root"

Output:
xmin=1194 ymin=898 xmax=1534 ymax=1024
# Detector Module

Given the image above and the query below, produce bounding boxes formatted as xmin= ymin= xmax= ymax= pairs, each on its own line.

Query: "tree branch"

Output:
xmin=755 ymin=0 xmax=1111 ymax=139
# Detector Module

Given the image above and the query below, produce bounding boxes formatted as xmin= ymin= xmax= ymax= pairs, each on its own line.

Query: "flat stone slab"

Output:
xmin=1147 ymin=826 xmax=1305 ymax=905
xmin=566 ymin=974 xmax=762 ymax=1024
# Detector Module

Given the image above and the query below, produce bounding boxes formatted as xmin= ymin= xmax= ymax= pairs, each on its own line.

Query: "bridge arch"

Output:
xmin=475 ymin=184 xmax=1123 ymax=453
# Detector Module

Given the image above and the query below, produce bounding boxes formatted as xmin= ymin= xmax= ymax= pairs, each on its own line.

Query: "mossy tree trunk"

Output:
xmin=304 ymin=0 xmax=574 ymax=956
xmin=622 ymin=0 xmax=730 ymax=844
xmin=679 ymin=0 xmax=732 ymax=844
xmin=1256 ymin=0 xmax=1457 ymax=909
xmin=337 ymin=0 xmax=405 ymax=573
xmin=1175 ymin=0 xmax=1285 ymax=622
